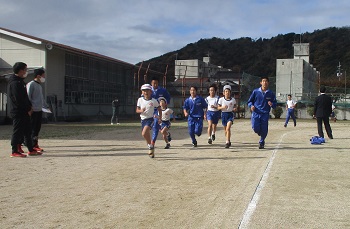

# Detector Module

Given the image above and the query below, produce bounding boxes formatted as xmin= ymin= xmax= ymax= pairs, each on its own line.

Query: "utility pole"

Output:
xmin=337 ymin=62 xmax=346 ymax=120
xmin=345 ymin=70 xmax=347 ymax=120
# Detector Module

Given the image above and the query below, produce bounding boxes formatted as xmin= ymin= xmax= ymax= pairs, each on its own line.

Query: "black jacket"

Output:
xmin=112 ymin=99 xmax=120 ymax=108
xmin=314 ymin=93 xmax=332 ymax=118
xmin=7 ymin=74 xmax=32 ymax=117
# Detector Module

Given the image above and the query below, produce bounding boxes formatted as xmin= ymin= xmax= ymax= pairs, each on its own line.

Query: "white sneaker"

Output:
xmin=111 ymin=123 xmax=114 ymax=125
xmin=117 ymin=123 xmax=120 ymax=125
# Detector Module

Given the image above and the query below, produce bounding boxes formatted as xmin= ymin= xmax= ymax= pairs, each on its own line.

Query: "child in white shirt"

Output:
xmin=136 ymin=84 xmax=162 ymax=158
xmin=158 ymin=97 xmax=174 ymax=149
xmin=218 ymin=85 xmax=237 ymax=148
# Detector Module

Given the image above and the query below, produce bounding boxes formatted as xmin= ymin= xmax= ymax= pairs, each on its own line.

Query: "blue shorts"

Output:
xmin=221 ymin=112 xmax=234 ymax=126
xmin=141 ymin=118 xmax=154 ymax=130
xmin=206 ymin=110 xmax=220 ymax=124
xmin=161 ymin=120 xmax=171 ymax=130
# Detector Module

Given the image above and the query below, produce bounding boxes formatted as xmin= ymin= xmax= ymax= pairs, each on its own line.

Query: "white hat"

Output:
xmin=158 ymin=97 xmax=166 ymax=103
xmin=141 ymin=84 xmax=152 ymax=90
xmin=223 ymin=85 xmax=231 ymax=91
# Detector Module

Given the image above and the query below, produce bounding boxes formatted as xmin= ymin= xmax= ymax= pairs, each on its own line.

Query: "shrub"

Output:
xmin=306 ymin=106 xmax=314 ymax=117
xmin=272 ymin=106 xmax=283 ymax=118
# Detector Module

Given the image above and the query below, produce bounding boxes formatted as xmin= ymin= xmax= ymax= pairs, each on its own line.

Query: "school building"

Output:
xmin=0 ymin=27 xmax=162 ymax=123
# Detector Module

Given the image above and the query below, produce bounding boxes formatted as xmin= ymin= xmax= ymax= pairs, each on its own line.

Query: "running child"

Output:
xmin=205 ymin=84 xmax=220 ymax=144
xmin=136 ymin=84 xmax=162 ymax=158
xmin=247 ymin=76 xmax=277 ymax=149
xmin=218 ymin=85 xmax=237 ymax=148
xmin=158 ymin=97 xmax=173 ymax=149
xmin=183 ymin=86 xmax=207 ymax=147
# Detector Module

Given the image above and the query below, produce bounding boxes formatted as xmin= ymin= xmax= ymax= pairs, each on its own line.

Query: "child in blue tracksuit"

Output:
xmin=247 ymin=76 xmax=276 ymax=149
xmin=183 ymin=86 xmax=207 ymax=147
xmin=150 ymin=77 xmax=171 ymax=146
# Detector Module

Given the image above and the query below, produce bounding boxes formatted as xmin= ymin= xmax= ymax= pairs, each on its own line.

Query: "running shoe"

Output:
xmin=10 ymin=152 xmax=27 ymax=158
xmin=208 ymin=138 xmax=212 ymax=144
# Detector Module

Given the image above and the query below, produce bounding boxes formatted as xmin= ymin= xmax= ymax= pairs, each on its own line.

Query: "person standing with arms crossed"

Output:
xmin=150 ymin=77 xmax=171 ymax=145
xmin=183 ymin=86 xmax=207 ymax=147
xmin=26 ymin=68 xmax=49 ymax=153
xmin=247 ymin=76 xmax=277 ymax=149
xmin=313 ymin=85 xmax=333 ymax=139
xmin=7 ymin=62 xmax=41 ymax=157
xmin=284 ymin=94 xmax=297 ymax=127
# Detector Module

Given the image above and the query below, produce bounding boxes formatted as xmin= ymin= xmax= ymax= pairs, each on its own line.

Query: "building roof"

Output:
xmin=0 ymin=27 xmax=134 ymax=67
xmin=212 ymin=71 xmax=241 ymax=80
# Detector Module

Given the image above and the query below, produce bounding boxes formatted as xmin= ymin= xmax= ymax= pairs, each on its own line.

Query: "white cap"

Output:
xmin=141 ymin=84 xmax=152 ymax=90
xmin=223 ymin=85 xmax=231 ymax=91
xmin=158 ymin=97 xmax=166 ymax=103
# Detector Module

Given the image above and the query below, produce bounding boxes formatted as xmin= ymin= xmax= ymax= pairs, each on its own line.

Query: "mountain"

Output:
xmin=140 ymin=26 xmax=350 ymax=91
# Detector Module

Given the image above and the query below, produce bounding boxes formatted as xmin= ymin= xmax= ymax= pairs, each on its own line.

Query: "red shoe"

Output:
xmin=27 ymin=150 xmax=43 ymax=156
xmin=34 ymin=144 xmax=44 ymax=152
xmin=33 ymin=147 xmax=43 ymax=153
xmin=17 ymin=144 xmax=25 ymax=153
xmin=11 ymin=152 xmax=27 ymax=158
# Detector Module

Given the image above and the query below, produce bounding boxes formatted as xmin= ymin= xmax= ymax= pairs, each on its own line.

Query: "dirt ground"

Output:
xmin=0 ymin=118 xmax=350 ymax=229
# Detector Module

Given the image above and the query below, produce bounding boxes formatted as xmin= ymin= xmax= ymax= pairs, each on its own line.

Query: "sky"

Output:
xmin=1 ymin=0 xmax=349 ymax=64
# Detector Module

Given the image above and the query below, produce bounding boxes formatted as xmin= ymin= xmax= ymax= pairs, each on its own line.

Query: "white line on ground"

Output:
xmin=238 ymin=133 xmax=288 ymax=229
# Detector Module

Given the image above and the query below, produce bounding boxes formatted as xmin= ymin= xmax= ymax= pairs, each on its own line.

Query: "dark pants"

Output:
xmin=111 ymin=107 xmax=119 ymax=123
xmin=11 ymin=114 xmax=33 ymax=153
xmin=316 ymin=117 xmax=333 ymax=138
xmin=31 ymin=111 xmax=42 ymax=146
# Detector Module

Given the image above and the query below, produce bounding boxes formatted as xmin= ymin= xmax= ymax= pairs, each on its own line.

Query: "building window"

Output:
xmin=64 ymin=53 xmax=131 ymax=104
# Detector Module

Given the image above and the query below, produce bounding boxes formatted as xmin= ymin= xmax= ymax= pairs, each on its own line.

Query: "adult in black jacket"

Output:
xmin=7 ymin=62 xmax=40 ymax=157
xmin=313 ymin=85 xmax=333 ymax=139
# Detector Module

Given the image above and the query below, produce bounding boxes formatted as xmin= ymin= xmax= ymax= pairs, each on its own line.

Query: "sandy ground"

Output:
xmin=0 ymin=118 xmax=350 ymax=229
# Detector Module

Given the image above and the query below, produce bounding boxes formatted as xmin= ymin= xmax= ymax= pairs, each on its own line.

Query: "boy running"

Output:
xmin=218 ymin=85 xmax=237 ymax=148
xmin=183 ymin=86 xmax=207 ymax=147
xmin=136 ymin=84 xmax=162 ymax=158
xmin=247 ymin=76 xmax=277 ymax=149
xmin=158 ymin=97 xmax=173 ymax=149
xmin=205 ymin=84 xmax=220 ymax=144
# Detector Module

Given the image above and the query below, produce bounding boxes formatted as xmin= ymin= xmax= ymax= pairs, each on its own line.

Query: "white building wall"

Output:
xmin=175 ymin=59 xmax=199 ymax=78
xmin=293 ymin=43 xmax=309 ymax=62
xmin=0 ymin=34 xmax=46 ymax=68
xmin=276 ymin=58 xmax=318 ymax=103
xmin=276 ymin=59 xmax=304 ymax=102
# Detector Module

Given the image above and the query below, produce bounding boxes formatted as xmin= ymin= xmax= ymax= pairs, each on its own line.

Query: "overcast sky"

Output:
xmin=1 ymin=0 xmax=349 ymax=64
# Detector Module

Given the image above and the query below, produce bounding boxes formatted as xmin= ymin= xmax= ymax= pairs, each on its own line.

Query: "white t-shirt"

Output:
xmin=161 ymin=108 xmax=173 ymax=121
xmin=218 ymin=97 xmax=236 ymax=112
xmin=137 ymin=97 xmax=159 ymax=120
xmin=286 ymin=99 xmax=296 ymax=109
xmin=205 ymin=96 xmax=219 ymax=111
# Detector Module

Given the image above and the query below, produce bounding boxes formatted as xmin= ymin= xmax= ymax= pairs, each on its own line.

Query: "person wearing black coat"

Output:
xmin=7 ymin=62 xmax=41 ymax=157
xmin=313 ymin=85 xmax=333 ymax=139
